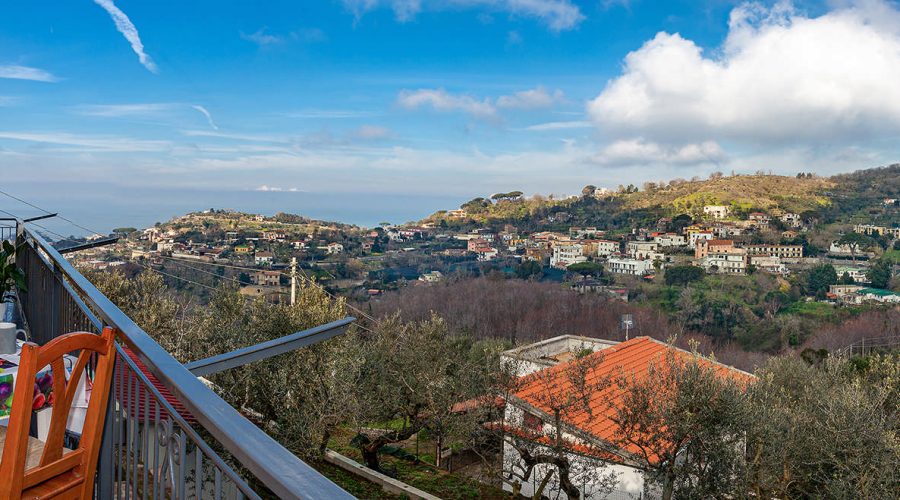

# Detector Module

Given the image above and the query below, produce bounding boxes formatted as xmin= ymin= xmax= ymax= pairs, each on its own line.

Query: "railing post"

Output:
xmin=96 ymin=349 xmax=119 ymax=500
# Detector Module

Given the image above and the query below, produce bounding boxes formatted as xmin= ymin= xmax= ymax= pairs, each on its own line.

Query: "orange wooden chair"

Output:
xmin=0 ymin=327 xmax=117 ymax=500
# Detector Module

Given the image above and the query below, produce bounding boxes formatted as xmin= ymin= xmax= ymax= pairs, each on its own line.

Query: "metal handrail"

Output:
xmin=18 ymin=225 xmax=355 ymax=499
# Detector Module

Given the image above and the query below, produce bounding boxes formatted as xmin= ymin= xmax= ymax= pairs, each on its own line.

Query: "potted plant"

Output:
xmin=0 ymin=241 xmax=26 ymax=321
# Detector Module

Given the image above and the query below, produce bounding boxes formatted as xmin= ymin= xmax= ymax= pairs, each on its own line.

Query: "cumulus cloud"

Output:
xmin=191 ymin=105 xmax=219 ymax=130
xmin=342 ymin=0 xmax=583 ymax=31
xmin=398 ymin=86 xmax=564 ymax=119
xmin=588 ymin=0 xmax=900 ymax=144
xmin=0 ymin=64 xmax=58 ymax=82
xmin=592 ymin=139 xmax=726 ymax=166
xmin=93 ymin=0 xmax=157 ymax=73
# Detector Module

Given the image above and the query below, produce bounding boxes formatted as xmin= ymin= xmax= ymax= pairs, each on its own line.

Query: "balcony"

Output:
xmin=2 ymin=221 xmax=356 ymax=499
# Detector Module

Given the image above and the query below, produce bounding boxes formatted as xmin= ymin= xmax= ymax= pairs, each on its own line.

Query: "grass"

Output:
xmin=323 ymin=428 xmax=511 ymax=500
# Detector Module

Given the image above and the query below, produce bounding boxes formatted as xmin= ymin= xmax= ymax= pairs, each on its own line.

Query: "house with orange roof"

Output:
xmin=501 ymin=336 xmax=753 ymax=499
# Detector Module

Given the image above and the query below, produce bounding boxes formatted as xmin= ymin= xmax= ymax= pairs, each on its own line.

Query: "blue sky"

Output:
xmin=3 ymin=0 xmax=900 ymax=229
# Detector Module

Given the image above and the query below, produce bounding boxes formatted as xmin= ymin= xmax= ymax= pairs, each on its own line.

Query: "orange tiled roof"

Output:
xmin=511 ymin=336 xmax=753 ymax=462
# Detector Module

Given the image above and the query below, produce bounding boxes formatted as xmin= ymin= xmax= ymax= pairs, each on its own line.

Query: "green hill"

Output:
xmin=623 ymin=174 xmax=834 ymax=215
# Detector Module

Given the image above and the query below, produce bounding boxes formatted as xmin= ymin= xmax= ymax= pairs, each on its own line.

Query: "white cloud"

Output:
xmin=588 ymin=0 xmax=900 ymax=144
xmin=0 ymin=131 xmax=170 ymax=152
xmin=240 ymin=28 xmax=283 ymax=46
xmin=342 ymin=0 xmax=584 ymax=31
xmin=592 ymin=139 xmax=726 ymax=166
xmin=525 ymin=120 xmax=592 ymax=131
xmin=398 ymin=86 xmax=564 ymax=119
xmin=0 ymin=64 xmax=58 ymax=82
xmin=74 ymin=103 xmax=173 ymax=117
xmin=496 ymin=86 xmax=564 ymax=109
xmin=398 ymin=88 xmax=497 ymax=119
xmin=93 ymin=0 xmax=157 ymax=73
xmin=191 ymin=105 xmax=219 ymax=131
xmin=255 ymin=185 xmax=300 ymax=192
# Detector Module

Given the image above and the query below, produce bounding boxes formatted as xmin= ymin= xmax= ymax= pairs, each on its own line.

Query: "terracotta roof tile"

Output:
xmin=512 ymin=337 xmax=753 ymax=462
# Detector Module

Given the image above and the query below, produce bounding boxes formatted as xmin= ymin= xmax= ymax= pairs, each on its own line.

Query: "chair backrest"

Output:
xmin=0 ymin=327 xmax=117 ymax=499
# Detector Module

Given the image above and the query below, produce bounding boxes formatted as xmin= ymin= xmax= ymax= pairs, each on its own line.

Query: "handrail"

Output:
xmin=19 ymin=225 xmax=355 ymax=499
xmin=186 ymin=316 xmax=355 ymax=376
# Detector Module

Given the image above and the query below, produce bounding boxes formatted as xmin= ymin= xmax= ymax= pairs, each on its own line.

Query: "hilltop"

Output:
xmin=425 ymin=165 xmax=900 ymax=228
xmin=623 ymin=173 xmax=833 ymax=215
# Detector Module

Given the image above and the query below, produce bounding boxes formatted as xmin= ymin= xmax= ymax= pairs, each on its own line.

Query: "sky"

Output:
xmin=2 ymin=0 xmax=900 ymax=231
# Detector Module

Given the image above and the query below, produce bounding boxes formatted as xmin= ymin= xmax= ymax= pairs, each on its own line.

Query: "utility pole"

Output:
xmin=290 ymin=257 xmax=298 ymax=306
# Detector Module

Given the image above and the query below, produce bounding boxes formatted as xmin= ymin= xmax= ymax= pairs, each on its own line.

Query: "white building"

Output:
xmin=703 ymin=205 xmax=730 ymax=219
xmin=653 ymin=233 xmax=686 ymax=248
xmin=749 ymin=255 xmax=787 ymax=274
xmin=551 ymin=242 xmax=586 ymax=269
xmin=501 ymin=336 xmax=753 ymax=500
xmin=703 ymin=250 xmax=747 ymax=274
xmin=626 ymin=241 xmax=659 ymax=260
xmin=688 ymin=231 xmax=714 ymax=249
xmin=607 ymin=257 xmax=657 ymax=275
xmin=596 ymin=240 xmax=620 ymax=257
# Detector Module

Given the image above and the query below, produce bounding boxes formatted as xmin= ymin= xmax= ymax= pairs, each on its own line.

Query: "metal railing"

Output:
xmin=13 ymin=223 xmax=355 ymax=499
xmin=834 ymin=335 xmax=900 ymax=358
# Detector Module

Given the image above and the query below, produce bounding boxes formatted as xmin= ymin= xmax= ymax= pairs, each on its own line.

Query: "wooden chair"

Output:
xmin=0 ymin=327 xmax=117 ymax=500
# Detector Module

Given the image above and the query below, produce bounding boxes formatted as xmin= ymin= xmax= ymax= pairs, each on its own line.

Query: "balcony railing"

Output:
xmin=10 ymin=223 xmax=355 ymax=499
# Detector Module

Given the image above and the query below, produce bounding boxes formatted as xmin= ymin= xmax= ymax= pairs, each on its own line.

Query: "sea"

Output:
xmin=2 ymin=182 xmax=466 ymax=238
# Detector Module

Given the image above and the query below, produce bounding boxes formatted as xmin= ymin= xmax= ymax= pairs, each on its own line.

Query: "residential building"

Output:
xmin=850 ymin=288 xmax=900 ymax=304
xmin=419 ymin=271 xmax=443 ymax=283
xmin=695 ymin=239 xmax=735 ymax=259
xmin=749 ymin=255 xmax=786 ymax=274
xmin=626 ymin=241 xmax=659 ymax=260
xmin=569 ymin=227 xmax=602 ymax=239
xmin=550 ymin=242 xmax=586 ymax=269
xmin=745 ymin=244 xmax=804 ymax=259
xmin=606 ymin=256 xmax=656 ymax=275
xmin=234 ymin=244 xmax=253 ymax=254
xmin=703 ymin=205 xmax=730 ymax=219
xmin=703 ymin=249 xmax=747 ymax=274
xmin=688 ymin=230 xmax=714 ymax=249
xmin=252 ymin=270 xmax=281 ymax=287
xmin=447 ymin=209 xmax=468 ymax=219
xmin=502 ymin=336 xmax=753 ymax=500
xmin=595 ymin=240 xmax=620 ymax=257
xmin=501 ymin=334 xmax=619 ymax=376
xmin=780 ymin=212 xmax=802 ymax=227
xmin=653 ymin=233 xmax=686 ymax=247
xmin=854 ymin=224 xmax=887 ymax=236
xmin=323 ymin=242 xmax=344 ymax=255
xmin=834 ymin=266 xmax=870 ymax=284
xmin=748 ymin=212 xmax=771 ymax=224
xmin=254 ymin=251 xmax=275 ymax=265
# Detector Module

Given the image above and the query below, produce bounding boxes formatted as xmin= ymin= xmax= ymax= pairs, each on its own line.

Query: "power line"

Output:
xmin=0 ymin=208 xmax=71 ymax=242
xmin=131 ymin=260 xmax=224 ymax=292
xmin=0 ymin=188 xmax=103 ymax=236
xmin=2 ymin=189 xmax=379 ymax=329
xmin=159 ymin=255 xmax=380 ymax=324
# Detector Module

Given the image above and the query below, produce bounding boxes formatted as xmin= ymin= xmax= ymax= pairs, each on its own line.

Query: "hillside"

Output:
xmin=425 ymin=165 xmax=900 ymax=228
xmin=622 ymin=174 xmax=834 ymax=215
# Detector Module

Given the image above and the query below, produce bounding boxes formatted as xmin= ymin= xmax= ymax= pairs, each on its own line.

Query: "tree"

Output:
xmin=581 ymin=185 xmax=597 ymax=197
xmin=516 ymin=260 xmax=544 ymax=280
xmin=840 ymin=271 xmax=855 ymax=284
xmin=837 ymin=232 xmax=872 ymax=261
xmin=566 ymin=261 xmax=602 ymax=277
xmin=351 ymin=314 xmax=493 ymax=471
xmin=610 ymin=348 xmax=748 ymax=500
xmin=867 ymin=258 xmax=892 ymax=289
xmin=805 ymin=264 xmax=838 ymax=298
xmin=664 ymin=265 xmax=704 ymax=286
xmin=743 ymin=356 xmax=899 ymax=498
xmin=500 ymin=353 xmax=618 ymax=499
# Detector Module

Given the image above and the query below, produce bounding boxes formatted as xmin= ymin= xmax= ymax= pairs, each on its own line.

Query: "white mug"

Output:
xmin=0 ymin=322 xmax=27 ymax=355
